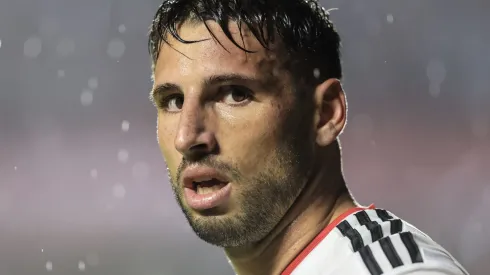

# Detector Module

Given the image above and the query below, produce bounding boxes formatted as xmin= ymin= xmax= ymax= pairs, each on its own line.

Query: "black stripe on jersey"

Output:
xmin=374 ymin=209 xmax=404 ymax=235
xmin=337 ymin=220 xmax=364 ymax=251
xmin=355 ymin=211 xmax=371 ymax=225
xmin=390 ymin=219 xmax=403 ymax=235
xmin=375 ymin=209 xmax=393 ymax=221
xmin=379 ymin=237 xmax=403 ymax=268
xmin=400 ymin=232 xmax=423 ymax=263
xmin=355 ymin=211 xmax=384 ymax=242
xmin=359 ymin=245 xmax=383 ymax=275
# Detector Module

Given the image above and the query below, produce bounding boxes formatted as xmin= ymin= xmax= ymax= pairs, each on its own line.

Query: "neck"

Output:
xmin=224 ymin=163 xmax=357 ymax=275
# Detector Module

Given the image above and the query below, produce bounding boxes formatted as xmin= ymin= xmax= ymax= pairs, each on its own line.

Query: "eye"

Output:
xmin=161 ymin=94 xmax=184 ymax=112
xmin=218 ymin=85 xmax=253 ymax=106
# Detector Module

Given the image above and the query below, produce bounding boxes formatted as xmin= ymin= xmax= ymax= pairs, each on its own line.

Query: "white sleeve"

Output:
xmin=385 ymin=263 xmax=469 ymax=275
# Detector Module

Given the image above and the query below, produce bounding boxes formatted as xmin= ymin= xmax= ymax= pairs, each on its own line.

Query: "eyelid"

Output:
xmin=217 ymin=85 xmax=254 ymax=96
xmin=157 ymin=84 xmax=255 ymax=110
xmin=159 ymin=93 xmax=183 ymax=111
xmin=217 ymin=85 xmax=255 ymax=106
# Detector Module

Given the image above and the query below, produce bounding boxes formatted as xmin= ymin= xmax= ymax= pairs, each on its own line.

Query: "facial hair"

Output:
xmin=166 ymin=133 xmax=314 ymax=248
xmin=166 ymin=96 xmax=315 ymax=247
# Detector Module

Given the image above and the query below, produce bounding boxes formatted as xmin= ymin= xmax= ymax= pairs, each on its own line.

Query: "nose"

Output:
xmin=174 ymin=97 xmax=217 ymax=160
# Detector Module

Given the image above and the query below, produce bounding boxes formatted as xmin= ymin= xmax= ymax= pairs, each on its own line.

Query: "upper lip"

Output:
xmin=181 ymin=165 xmax=229 ymax=189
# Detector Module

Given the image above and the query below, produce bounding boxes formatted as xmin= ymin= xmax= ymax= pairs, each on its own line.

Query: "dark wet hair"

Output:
xmin=148 ymin=0 xmax=342 ymax=88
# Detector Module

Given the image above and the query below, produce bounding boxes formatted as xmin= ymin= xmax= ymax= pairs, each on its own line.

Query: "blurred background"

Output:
xmin=0 ymin=0 xmax=488 ymax=274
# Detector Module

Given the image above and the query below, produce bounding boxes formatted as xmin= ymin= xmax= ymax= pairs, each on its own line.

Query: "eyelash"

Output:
xmin=217 ymin=85 xmax=254 ymax=105
xmin=158 ymin=94 xmax=182 ymax=110
xmin=157 ymin=85 xmax=255 ymax=111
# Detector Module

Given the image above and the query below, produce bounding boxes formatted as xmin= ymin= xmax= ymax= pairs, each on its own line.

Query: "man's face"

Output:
xmin=152 ymin=21 xmax=315 ymax=247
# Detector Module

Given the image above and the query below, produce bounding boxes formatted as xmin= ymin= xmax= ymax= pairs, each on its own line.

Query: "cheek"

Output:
xmin=242 ymin=130 xmax=281 ymax=170
xmin=218 ymin=106 xmax=285 ymax=175
xmin=157 ymin=114 xmax=176 ymax=143
xmin=157 ymin=116 xmax=180 ymax=172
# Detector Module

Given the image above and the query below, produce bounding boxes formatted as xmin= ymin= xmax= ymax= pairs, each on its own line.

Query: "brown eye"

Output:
xmin=162 ymin=94 xmax=184 ymax=112
xmin=219 ymin=85 xmax=253 ymax=105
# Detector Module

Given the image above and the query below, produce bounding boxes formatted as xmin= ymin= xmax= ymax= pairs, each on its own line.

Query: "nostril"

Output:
xmin=190 ymin=143 xmax=209 ymax=151
xmin=184 ymin=143 xmax=217 ymax=162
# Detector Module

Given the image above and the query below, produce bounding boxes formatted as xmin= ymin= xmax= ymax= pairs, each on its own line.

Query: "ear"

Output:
xmin=313 ymin=78 xmax=347 ymax=147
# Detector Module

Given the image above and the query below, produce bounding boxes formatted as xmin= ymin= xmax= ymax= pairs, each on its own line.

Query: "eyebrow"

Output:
xmin=150 ymin=73 xmax=261 ymax=102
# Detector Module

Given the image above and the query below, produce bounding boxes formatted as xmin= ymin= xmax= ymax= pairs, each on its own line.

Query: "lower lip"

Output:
xmin=184 ymin=183 xmax=232 ymax=211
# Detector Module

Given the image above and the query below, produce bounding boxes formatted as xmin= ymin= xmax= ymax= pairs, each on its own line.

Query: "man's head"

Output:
xmin=148 ymin=0 xmax=347 ymax=248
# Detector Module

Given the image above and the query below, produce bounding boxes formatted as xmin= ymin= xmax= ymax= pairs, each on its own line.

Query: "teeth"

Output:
xmin=196 ymin=184 xmax=225 ymax=194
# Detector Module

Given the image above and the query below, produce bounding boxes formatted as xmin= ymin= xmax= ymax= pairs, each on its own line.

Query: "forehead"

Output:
xmin=153 ymin=21 xmax=286 ymax=84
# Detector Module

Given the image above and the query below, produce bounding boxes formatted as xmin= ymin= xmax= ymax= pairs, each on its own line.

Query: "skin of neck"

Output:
xmin=224 ymin=145 xmax=358 ymax=275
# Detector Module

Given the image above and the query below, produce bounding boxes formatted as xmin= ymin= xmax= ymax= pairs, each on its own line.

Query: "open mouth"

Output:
xmin=181 ymin=166 xmax=233 ymax=210
xmin=192 ymin=178 xmax=228 ymax=194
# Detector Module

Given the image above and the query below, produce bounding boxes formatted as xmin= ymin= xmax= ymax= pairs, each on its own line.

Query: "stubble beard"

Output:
xmin=166 ymin=96 xmax=314 ymax=247
xmin=167 ymin=135 xmax=313 ymax=248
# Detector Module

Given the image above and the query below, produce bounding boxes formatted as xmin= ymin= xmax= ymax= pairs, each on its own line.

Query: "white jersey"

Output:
xmin=281 ymin=206 xmax=469 ymax=275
